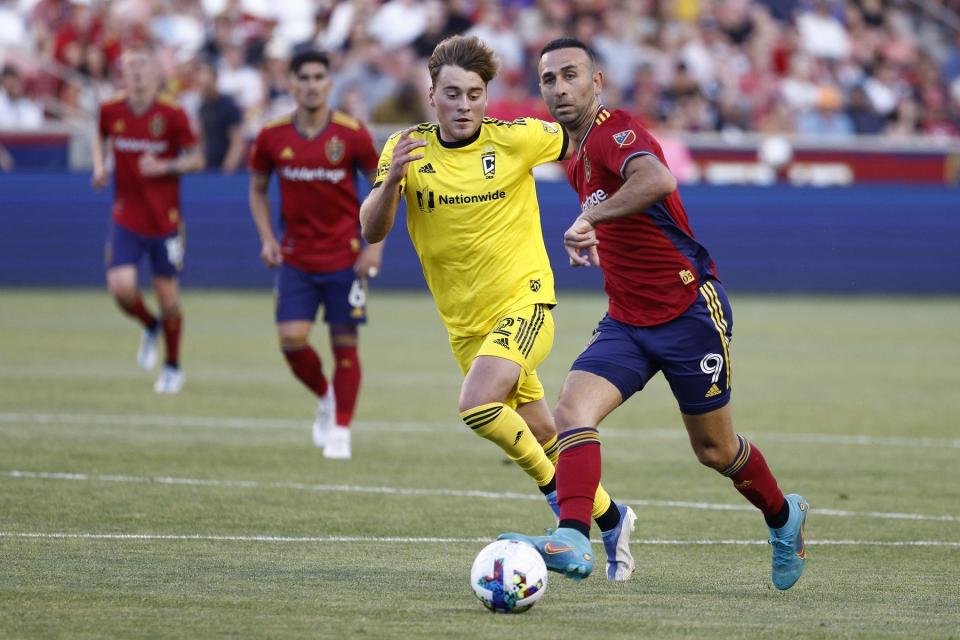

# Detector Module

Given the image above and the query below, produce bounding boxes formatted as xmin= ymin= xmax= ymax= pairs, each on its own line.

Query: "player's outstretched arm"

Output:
xmin=579 ymin=154 xmax=677 ymax=228
xmin=360 ymin=127 xmax=426 ymax=243
xmin=249 ymin=172 xmax=282 ymax=267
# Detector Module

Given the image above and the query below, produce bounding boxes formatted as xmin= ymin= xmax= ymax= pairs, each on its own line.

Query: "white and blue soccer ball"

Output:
xmin=470 ymin=539 xmax=547 ymax=613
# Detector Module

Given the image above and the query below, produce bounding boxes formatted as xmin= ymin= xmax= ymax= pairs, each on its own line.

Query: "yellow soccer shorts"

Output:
xmin=448 ymin=303 xmax=555 ymax=409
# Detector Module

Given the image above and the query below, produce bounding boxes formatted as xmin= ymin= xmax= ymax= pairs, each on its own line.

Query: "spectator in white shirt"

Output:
xmin=0 ymin=65 xmax=44 ymax=130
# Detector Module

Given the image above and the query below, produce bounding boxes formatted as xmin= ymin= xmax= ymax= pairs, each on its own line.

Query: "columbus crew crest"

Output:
xmin=481 ymin=145 xmax=496 ymax=179
xmin=326 ymin=136 xmax=345 ymax=164
xmin=149 ymin=114 xmax=166 ymax=137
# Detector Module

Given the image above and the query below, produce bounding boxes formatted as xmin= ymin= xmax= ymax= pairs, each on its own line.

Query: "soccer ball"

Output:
xmin=470 ymin=539 xmax=547 ymax=613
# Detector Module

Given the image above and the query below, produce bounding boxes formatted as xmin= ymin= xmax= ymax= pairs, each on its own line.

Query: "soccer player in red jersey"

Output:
xmin=502 ymin=38 xmax=809 ymax=591
xmin=248 ymin=50 xmax=382 ymax=460
xmin=92 ymin=45 xmax=203 ymax=394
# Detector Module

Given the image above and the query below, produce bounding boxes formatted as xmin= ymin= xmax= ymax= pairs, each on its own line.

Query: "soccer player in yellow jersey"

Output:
xmin=360 ymin=35 xmax=636 ymax=581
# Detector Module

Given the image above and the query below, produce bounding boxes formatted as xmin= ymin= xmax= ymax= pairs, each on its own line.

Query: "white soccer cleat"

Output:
xmin=323 ymin=425 xmax=351 ymax=460
xmin=602 ymin=504 xmax=637 ymax=581
xmin=312 ymin=387 xmax=336 ymax=448
xmin=138 ymin=327 xmax=159 ymax=370
xmin=153 ymin=365 xmax=184 ymax=394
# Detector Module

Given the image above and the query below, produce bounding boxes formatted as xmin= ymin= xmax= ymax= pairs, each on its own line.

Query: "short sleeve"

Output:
xmin=521 ymin=118 xmax=568 ymax=167
xmin=248 ymin=129 xmax=273 ymax=175
xmin=595 ymin=115 xmax=658 ymax=179
xmin=97 ymin=104 xmax=109 ymax=136
xmin=173 ymin=107 xmax=199 ymax=150
xmin=372 ymin=130 xmax=403 ymax=190
xmin=354 ymin=123 xmax=380 ymax=175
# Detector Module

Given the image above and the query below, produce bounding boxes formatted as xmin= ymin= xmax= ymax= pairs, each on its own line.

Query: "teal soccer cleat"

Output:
xmin=498 ymin=527 xmax=594 ymax=581
xmin=601 ymin=504 xmax=637 ymax=581
xmin=768 ymin=493 xmax=809 ymax=590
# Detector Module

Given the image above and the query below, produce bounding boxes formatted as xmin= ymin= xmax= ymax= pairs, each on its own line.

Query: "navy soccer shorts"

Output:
xmin=105 ymin=222 xmax=183 ymax=278
xmin=274 ymin=263 xmax=367 ymax=325
xmin=571 ymin=280 xmax=733 ymax=415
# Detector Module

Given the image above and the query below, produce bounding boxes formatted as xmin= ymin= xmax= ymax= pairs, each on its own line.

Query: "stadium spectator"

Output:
xmin=845 ymin=84 xmax=886 ymax=134
xmin=195 ymin=58 xmax=244 ymax=173
xmin=0 ymin=65 xmax=44 ymax=129
xmin=797 ymin=85 xmax=854 ymax=137
xmin=3 ymin=0 xmax=960 ymax=143
xmin=411 ymin=0 xmax=473 ymax=60
xmin=248 ymin=49 xmax=382 ymax=460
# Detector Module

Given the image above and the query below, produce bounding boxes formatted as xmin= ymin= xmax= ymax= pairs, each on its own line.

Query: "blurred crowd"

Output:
xmin=2 ymin=0 xmax=960 ymax=172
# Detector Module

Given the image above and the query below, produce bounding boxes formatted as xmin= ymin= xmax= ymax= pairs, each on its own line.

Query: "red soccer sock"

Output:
xmin=556 ymin=428 xmax=603 ymax=531
xmin=332 ymin=345 xmax=361 ymax=427
xmin=161 ymin=310 xmax=182 ymax=368
xmin=118 ymin=294 xmax=157 ymax=331
xmin=283 ymin=345 xmax=328 ymax=397
xmin=722 ymin=434 xmax=786 ymax=517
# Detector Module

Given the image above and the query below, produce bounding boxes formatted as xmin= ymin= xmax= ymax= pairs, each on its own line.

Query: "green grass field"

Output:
xmin=1 ymin=289 xmax=958 ymax=639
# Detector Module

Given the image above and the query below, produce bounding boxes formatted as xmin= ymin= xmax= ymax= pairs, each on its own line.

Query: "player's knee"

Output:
xmin=159 ymin=303 xmax=180 ymax=319
xmin=279 ymin=335 xmax=309 ymax=351
xmin=691 ymin=442 xmax=731 ymax=471
xmin=553 ymin=398 xmax=587 ymax=432
xmin=106 ymin=275 xmax=134 ymax=301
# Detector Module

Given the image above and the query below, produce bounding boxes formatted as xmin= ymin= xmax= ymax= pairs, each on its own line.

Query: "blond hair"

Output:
xmin=427 ymin=35 xmax=499 ymax=86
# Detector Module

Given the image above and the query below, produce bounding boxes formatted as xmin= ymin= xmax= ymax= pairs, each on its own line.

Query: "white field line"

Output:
xmin=0 ymin=531 xmax=958 ymax=547
xmin=3 ymin=469 xmax=959 ymax=524
xmin=2 ymin=411 xmax=959 ymax=449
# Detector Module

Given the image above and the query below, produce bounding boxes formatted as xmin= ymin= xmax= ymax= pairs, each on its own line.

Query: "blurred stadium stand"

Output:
xmin=1 ymin=1 xmax=958 ymax=291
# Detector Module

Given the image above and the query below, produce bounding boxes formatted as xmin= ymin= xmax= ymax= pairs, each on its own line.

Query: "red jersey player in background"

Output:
xmin=502 ymin=38 xmax=809 ymax=592
xmin=248 ymin=50 xmax=382 ymax=460
xmin=92 ymin=44 xmax=203 ymax=394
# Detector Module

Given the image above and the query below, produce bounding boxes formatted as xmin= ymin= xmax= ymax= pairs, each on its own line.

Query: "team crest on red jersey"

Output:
xmin=584 ymin=155 xmax=591 ymax=182
xmin=326 ymin=136 xmax=345 ymax=164
xmin=149 ymin=114 xmax=165 ymax=137
xmin=612 ymin=129 xmax=636 ymax=148
xmin=113 ymin=120 xmax=125 ymax=133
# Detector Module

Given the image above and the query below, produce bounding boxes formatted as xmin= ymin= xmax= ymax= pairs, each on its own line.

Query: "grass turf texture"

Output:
xmin=1 ymin=289 xmax=958 ymax=639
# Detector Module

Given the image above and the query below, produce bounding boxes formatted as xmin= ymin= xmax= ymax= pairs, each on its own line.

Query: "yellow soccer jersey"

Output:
xmin=374 ymin=117 xmax=568 ymax=337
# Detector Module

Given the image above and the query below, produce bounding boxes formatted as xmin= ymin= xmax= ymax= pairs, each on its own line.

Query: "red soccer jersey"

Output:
xmin=98 ymin=94 xmax=198 ymax=237
xmin=248 ymin=111 xmax=379 ymax=273
xmin=567 ymin=107 xmax=718 ymax=327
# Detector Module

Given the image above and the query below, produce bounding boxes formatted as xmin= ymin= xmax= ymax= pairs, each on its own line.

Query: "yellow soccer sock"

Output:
xmin=592 ymin=483 xmax=612 ymax=520
xmin=541 ymin=434 xmax=559 ymax=465
xmin=541 ymin=432 xmax=613 ymax=520
xmin=461 ymin=402 xmax=555 ymax=487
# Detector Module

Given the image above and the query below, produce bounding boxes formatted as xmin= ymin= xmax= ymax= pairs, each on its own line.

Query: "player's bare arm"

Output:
xmin=359 ymin=128 xmax=426 ymax=243
xmin=355 ymin=167 xmax=386 ymax=277
xmin=248 ymin=172 xmax=283 ymax=267
xmin=91 ymin=130 xmax=109 ymax=190
xmin=564 ymin=155 xmax=677 ymax=268
xmin=139 ymin=144 xmax=205 ymax=177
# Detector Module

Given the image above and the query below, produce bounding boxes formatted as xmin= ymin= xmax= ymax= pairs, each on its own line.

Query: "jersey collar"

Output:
xmin=436 ymin=123 xmax=481 ymax=149
xmin=575 ymin=104 xmax=605 ymax=163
